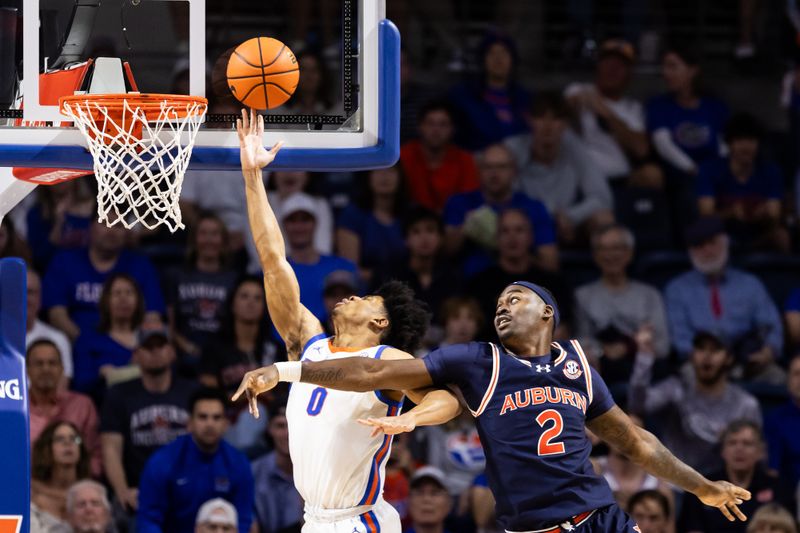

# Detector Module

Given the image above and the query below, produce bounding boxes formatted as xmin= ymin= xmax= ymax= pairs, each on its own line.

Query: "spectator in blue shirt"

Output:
xmin=765 ymin=354 xmax=800 ymax=492
xmin=251 ymin=395 xmax=303 ymax=533
xmin=42 ymin=219 xmax=165 ymax=342
xmin=281 ymin=192 xmax=359 ymax=323
xmin=26 ymin=179 xmax=95 ymax=273
xmin=443 ymin=143 xmax=558 ymax=276
xmin=665 ymin=216 xmax=785 ymax=384
xmin=449 ymin=33 xmax=531 ymax=151
xmin=336 ymin=165 xmax=408 ymax=286
xmin=647 ymin=45 xmax=729 ymax=178
xmin=137 ymin=387 xmax=254 ymax=533
xmin=72 ymin=273 xmax=144 ymax=402
xmin=696 ymin=114 xmax=789 ymax=252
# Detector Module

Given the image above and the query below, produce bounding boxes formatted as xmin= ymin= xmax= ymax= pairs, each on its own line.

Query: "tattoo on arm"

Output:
xmin=588 ymin=406 xmax=707 ymax=493
xmin=301 ymin=366 xmax=347 ymax=386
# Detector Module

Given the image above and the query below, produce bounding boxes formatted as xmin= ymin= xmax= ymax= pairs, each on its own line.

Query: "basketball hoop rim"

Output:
xmin=59 ymin=93 xmax=208 ymax=121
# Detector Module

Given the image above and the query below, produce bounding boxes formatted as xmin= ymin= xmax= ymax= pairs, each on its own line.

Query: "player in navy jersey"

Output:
xmin=236 ymin=280 xmax=751 ymax=532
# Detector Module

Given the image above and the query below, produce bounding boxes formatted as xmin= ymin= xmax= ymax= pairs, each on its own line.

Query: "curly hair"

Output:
xmin=32 ymin=421 xmax=90 ymax=482
xmin=374 ymin=280 xmax=431 ymax=353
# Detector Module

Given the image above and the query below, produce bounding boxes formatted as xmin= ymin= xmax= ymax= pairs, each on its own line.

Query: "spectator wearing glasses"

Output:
xmin=31 ymin=421 xmax=91 ymax=532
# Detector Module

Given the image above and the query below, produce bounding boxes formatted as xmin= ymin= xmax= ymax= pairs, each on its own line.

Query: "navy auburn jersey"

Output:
xmin=423 ymin=340 xmax=617 ymax=531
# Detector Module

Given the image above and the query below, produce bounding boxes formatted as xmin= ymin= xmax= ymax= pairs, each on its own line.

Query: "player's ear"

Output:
xmin=370 ymin=316 xmax=389 ymax=333
xmin=542 ymin=304 xmax=554 ymax=320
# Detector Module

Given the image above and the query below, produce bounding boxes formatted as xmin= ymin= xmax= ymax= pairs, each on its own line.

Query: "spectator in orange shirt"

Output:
xmin=401 ymin=101 xmax=480 ymax=213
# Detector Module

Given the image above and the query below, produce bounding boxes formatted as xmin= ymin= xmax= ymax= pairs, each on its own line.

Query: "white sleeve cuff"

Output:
xmin=275 ymin=361 xmax=302 ymax=383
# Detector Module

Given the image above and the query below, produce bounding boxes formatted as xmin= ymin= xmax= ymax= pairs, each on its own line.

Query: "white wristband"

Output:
xmin=275 ymin=361 xmax=302 ymax=383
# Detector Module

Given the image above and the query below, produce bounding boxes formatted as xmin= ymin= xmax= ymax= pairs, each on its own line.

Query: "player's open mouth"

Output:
xmin=496 ymin=316 xmax=511 ymax=328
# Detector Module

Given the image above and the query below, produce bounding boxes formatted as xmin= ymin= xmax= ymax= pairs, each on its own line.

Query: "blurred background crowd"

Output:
xmin=9 ymin=1 xmax=800 ymax=532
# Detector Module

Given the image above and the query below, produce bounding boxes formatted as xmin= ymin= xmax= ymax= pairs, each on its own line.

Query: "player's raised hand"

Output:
xmin=231 ymin=365 xmax=280 ymax=419
xmin=236 ymin=108 xmax=283 ymax=171
xmin=358 ymin=413 xmax=417 ymax=437
xmin=696 ymin=480 xmax=751 ymax=522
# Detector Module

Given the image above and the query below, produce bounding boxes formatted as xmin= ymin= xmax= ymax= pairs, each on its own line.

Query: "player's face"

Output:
xmin=189 ymin=400 xmax=228 ymax=449
xmin=721 ymin=427 xmax=763 ymax=472
xmin=69 ymin=485 xmax=111 ymax=531
xmin=630 ymin=498 xmax=669 ymax=533
xmin=27 ymin=344 xmax=63 ymax=391
xmin=408 ymin=480 xmax=452 ymax=527
xmin=690 ymin=345 xmax=730 ymax=384
xmin=787 ymin=357 xmax=800 ymax=403
xmin=419 ymin=110 xmax=454 ymax=149
xmin=331 ymin=295 xmax=387 ymax=331
xmin=495 ymin=286 xmax=550 ymax=345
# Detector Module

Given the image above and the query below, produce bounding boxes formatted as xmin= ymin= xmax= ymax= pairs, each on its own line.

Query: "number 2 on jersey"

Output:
xmin=306 ymin=387 xmax=328 ymax=416
xmin=536 ymin=409 xmax=566 ymax=456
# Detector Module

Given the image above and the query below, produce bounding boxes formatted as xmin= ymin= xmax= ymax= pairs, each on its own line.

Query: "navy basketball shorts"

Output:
xmin=582 ymin=504 xmax=641 ymax=532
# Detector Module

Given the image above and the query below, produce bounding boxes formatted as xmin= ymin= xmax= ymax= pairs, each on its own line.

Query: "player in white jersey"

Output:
xmin=232 ymin=110 xmax=462 ymax=533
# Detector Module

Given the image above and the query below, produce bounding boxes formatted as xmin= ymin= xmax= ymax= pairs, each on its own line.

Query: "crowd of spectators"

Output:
xmin=10 ymin=4 xmax=800 ymax=533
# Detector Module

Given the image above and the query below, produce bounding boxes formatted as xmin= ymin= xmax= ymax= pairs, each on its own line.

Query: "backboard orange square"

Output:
xmin=0 ymin=516 xmax=22 ymax=533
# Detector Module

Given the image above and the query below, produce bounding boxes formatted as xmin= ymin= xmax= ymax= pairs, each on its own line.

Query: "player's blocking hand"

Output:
xmin=231 ymin=365 xmax=280 ymax=419
xmin=696 ymin=480 xmax=751 ymax=522
xmin=357 ymin=413 xmax=416 ymax=438
xmin=236 ymin=108 xmax=283 ymax=172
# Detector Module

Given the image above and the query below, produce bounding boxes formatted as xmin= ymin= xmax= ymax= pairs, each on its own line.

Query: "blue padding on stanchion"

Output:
xmin=0 ymin=20 xmax=401 ymax=172
xmin=0 ymin=258 xmax=29 ymax=533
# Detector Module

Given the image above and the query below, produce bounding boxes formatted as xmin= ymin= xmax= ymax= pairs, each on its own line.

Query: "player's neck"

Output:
xmin=331 ymin=328 xmax=379 ymax=350
xmin=504 ymin=335 xmax=552 ymax=358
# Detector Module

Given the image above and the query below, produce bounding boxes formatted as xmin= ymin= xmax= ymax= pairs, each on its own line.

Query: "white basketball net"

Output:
xmin=61 ymin=97 xmax=207 ymax=231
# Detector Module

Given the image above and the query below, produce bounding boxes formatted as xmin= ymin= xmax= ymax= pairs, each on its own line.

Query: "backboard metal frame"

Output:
xmin=0 ymin=0 xmax=400 ymax=171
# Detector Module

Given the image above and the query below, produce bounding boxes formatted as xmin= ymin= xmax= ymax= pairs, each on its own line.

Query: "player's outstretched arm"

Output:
xmin=358 ymin=348 xmax=462 ymax=436
xmin=237 ymin=109 xmax=323 ymax=358
xmin=587 ymin=406 xmax=752 ymax=522
xmin=232 ymin=356 xmax=434 ymax=417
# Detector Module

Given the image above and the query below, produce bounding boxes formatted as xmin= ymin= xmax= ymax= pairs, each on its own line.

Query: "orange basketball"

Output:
xmin=226 ymin=37 xmax=299 ymax=110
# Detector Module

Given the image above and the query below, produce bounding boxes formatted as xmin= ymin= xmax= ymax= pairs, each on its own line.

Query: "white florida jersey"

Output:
xmin=286 ymin=334 xmax=403 ymax=510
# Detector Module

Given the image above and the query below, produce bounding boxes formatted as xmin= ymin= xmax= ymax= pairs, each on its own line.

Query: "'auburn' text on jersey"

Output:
xmin=423 ymin=340 xmax=617 ymax=531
